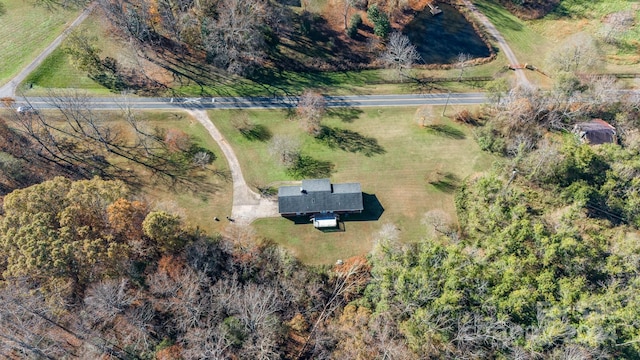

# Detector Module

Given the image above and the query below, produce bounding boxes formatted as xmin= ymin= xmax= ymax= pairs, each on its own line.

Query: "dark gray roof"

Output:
xmin=278 ymin=179 xmax=363 ymax=214
xmin=574 ymin=119 xmax=616 ymax=145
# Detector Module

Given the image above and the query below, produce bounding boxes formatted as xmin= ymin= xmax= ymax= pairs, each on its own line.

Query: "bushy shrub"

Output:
xmin=367 ymin=5 xmax=390 ymax=38
xmin=347 ymin=14 xmax=362 ymax=38
xmin=475 ymin=126 xmax=506 ymax=154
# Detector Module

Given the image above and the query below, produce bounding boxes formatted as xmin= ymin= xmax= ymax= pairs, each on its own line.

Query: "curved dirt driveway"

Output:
xmin=460 ymin=0 xmax=531 ymax=88
xmin=187 ymin=110 xmax=279 ymax=225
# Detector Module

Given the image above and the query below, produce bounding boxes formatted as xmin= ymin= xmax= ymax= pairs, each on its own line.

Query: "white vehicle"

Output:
xmin=16 ymin=106 xmax=38 ymax=115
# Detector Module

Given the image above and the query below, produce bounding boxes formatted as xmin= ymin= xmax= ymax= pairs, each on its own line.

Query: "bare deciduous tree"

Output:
xmin=341 ymin=0 xmax=353 ymax=30
xmin=584 ymin=74 xmax=618 ymax=106
xmin=456 ymin=53 xmax=471 ymax=81
xmin=84 ymin=279 xmax=135 ymax=323
xmin=599 ymin=11 xmax=635 ymax=44
xmin=297 ymin=90 xmax=326 ymax=135
xmin=193 ymin=151 xmax=212 ymax=169
xmin=0 ymin=283 xmax=76 ymax=359
xmin=547 ymin=32 xmax=602 ymax=74
xmin=415 ymin=105 xmax=436 ymax=127
xmin=380 ymin=32 xmax=421 ymax=78
xmin=7 ymin=91 xmax=207 ymax=185
xmin=423 ymin=209 xmax=456 ymax=239
xmin=269 ymin=135 xmax=301 ymax=167
xmin=202 ymin=0 xmax=271 ymax=74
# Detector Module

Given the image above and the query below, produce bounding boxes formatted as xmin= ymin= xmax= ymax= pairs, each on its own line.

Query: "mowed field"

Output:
xmin=210 ymin=106 xmax=494 ymax=264
xmin=474 ymin=0 xmax=640 ymax=81
xmin=0 ymin=0 xmax=78 ymax=85
xmin=140 ymin=112 xmax=233 ymax=236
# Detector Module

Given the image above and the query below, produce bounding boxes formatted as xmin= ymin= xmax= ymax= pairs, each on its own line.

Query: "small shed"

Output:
xmin=573 ymin=119 xmax=617 ymax=145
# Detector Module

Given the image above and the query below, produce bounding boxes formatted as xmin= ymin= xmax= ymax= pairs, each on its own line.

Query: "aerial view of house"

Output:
xmin=1 ymin=0 xmax=639 ymax=358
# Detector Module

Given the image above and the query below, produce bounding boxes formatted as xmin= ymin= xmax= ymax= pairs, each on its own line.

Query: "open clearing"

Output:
xmin=210 ymin=106 xmax=494 ymax=264
xmin=475 ymin=0 xmax=640 ymax=79
xmin=21 ymin=110 xmax=233 ymax=235
xmin=142 ymin=112 xmax=233 ymax=235
xmin=0 ymin=0 xmax=78 ymax=86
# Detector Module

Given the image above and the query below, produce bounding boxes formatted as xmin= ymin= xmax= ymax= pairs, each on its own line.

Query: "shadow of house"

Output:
xmin=339 ymin=193 xmax=384 ymax=222
xmin=573 ymin=119 xmax=617 ymax=145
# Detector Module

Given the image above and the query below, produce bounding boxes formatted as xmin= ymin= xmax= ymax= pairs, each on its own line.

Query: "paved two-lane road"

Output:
xmin=17 ymin=92 xmax=488 ymax=110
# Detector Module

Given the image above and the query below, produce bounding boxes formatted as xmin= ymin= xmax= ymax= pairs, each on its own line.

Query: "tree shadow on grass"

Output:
xmin=429 ymin=172 xmax=460 ymax=193
xmin=326 ymin=107 xmax=363 ymax=123
xmin=316 ymin=126 xmax=386 ymax=156
xmin=286 ymin=155 xmax=334 ymax=179
xmin=239 ymin=124 xmax=272 ymax=141
xmin=425 ymin=124 xmax=466 ymax=139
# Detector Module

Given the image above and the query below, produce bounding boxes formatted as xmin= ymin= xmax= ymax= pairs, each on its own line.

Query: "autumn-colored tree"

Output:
xmin=142 ymin=210 xmax=186 ymax=253
xmin=107 ymin=198 xmax=149 ymax=248
xmin=0 ymin=97 xmax=14 ymax=108
xmin=0 ymin=177 xmax=131 ymax=290
xmin=164 ymin=128 xmax=191 ymax=153
xmin=269 ymin=135 xmax=301 ymax=167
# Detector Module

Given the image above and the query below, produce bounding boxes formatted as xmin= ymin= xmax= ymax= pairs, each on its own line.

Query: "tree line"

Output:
xmin=0 ymin=176 xmax=368 ymax=359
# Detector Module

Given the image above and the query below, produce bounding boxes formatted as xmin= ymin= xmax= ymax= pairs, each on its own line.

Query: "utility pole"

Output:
xmin=442 ymin=90 xmax=451 ymax=116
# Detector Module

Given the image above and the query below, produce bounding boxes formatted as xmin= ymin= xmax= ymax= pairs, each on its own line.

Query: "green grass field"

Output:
xmin=210 ymin=106 xmax=495 ymax=264
xmin=473 ymin=1 xmax=549 ymax=67
xmin=0 ymin=0 xmax=78 ymax=86
xmin=475 ymin=0 xmax=640 ymax=78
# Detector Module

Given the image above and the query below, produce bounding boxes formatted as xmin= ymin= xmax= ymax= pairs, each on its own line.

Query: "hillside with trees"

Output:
xmin=0 ymin=176 xmax=366 ymax=359
xmin=41 ymin=0 xmax=493 ymax=96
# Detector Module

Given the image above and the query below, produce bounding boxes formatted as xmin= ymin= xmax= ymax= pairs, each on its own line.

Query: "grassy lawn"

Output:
xmin=36 ymin=110 xmax=233 ymax=235
xmin=132 ymin=111 xmax=233 ymax=236
xmin=474 ymin=0 xmax=640 ymax=79
xmin=210 ymin=106 xmax=494 ymax=264
xmin=0 ymin=0 xmax=78 ymax=86
xmin=473 ymin=1 xmax=549 ymax=68
xmin=543 ymin=0 xmax=640 ymax=70
xmin=23 ymin=48 xmax=504 ymax=97
xmin=21 ymin=47 xmax=113 ymax=94
xmin=20 ymin=11 xmax=141 ymax=96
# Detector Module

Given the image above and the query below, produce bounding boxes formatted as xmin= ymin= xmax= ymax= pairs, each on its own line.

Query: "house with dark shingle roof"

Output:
xmin=278 ymin=179 xmax=363 ymax=227
xmin=573 ymin=119 xmax=617 ymax=145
